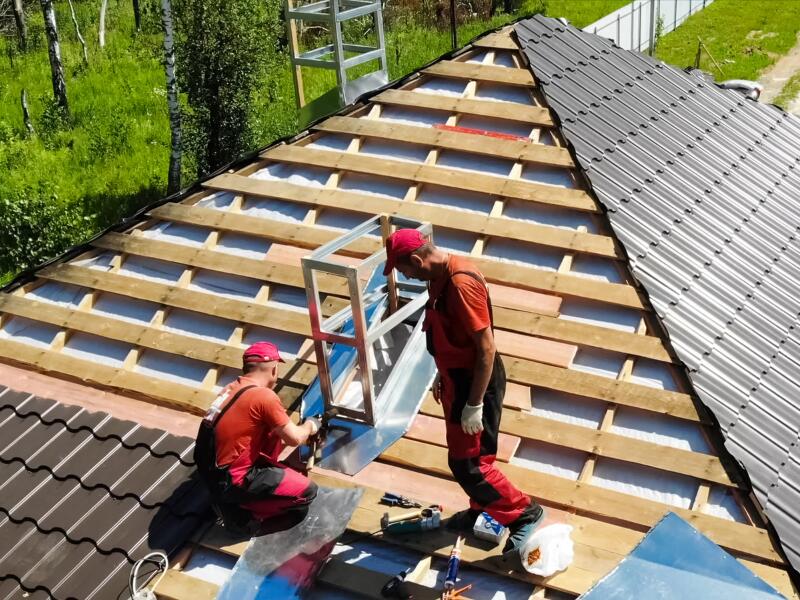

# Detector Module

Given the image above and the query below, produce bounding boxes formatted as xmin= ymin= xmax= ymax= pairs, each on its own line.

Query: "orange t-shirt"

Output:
xmin=428 ymin=255 xmax=492 ymax=350
xmin=213 ymin=376 xmax=290 ymax=469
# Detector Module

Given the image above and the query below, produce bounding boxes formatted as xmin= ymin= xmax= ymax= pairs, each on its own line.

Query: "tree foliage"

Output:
xmin=174 ymin=0 xmax=283 ymax=177
xmin=0 ymin=183 xmax=91 ymax=275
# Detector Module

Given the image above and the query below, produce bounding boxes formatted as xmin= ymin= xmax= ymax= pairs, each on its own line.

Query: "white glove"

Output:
xmin=461 ymin=403 xmax=484 ymax=435
xmin=306 ymin=417 xmax=321 ymax=435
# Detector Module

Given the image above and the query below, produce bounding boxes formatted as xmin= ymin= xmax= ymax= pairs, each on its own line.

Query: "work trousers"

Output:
xmin=441 ymin=356 xmax=533 ymax=526
xmin=227 ymin=456 xmax=318 ymax=522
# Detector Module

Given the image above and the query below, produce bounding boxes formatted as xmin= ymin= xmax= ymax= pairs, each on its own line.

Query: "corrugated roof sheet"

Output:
xmin=515 ymin=14 xmax=800 ymax=571
xmin=0 ymin=385 xmax=209 ymax=599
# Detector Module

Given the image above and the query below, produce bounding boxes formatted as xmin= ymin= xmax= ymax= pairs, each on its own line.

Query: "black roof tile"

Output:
xmin=0 ymin=388 xmax=209 ymax=599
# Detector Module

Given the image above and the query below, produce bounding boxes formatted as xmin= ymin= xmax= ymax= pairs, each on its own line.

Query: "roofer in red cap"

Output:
xmin=194 ymin=341 xmax=321 ymax=534
xmin=384 ymin=229 xmax=545 ymax=555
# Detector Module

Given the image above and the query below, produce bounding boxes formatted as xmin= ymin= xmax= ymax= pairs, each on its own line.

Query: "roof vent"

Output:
xmin=718 ymin=79 xmax=763 ymax=100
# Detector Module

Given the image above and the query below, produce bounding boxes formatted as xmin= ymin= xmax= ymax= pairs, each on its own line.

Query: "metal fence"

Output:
xmin=584 ymin=0 xmax=714 ymax=54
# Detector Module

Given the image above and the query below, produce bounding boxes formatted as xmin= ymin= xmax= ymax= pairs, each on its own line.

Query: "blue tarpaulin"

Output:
xmin=579 ymin=512 xmax=787 ymax=599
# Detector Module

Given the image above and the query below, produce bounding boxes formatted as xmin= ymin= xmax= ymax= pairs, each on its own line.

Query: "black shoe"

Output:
xmin=445 ymin=508 xmax=482 ymax=532
xmin=503 ymin=503 xmax=546 ymax=555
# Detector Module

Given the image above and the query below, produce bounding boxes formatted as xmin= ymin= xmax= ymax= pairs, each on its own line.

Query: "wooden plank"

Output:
xmin=204 ymin=174 xmax=619 ymax=259
xmin=154 ymin=570 xmax=218 ymax=600
xmin=202 ymin=482 xmax=603 ymax=596
xmin=95 ymin=232 xmax=349 ymax=297
xmin=380 ymin=438 xmax=781 ymax=564
xmin=152 ymin=202 xmax=644 ymax=309
xmin=206 ymin=174 xmax=612 ymax=259
xmin=375 ymin=89 xmax=554 ymax=127
xmin=423 ymin=60 xmax=535 ymax=87
xmin=504 ymin=356 xmax=704 ymax=422
xmin=494 ymin=329 xmax=576 ymax=367
xmin=474 ymin=30 xmax=519 ymax=50
xmin=38 ymin=263 xmax=312 ymax=337
xmin=416 ymin=395 xmax=735 ymax=486
xmin=0 ymin=294 xmax=319 ymax=384
xmin=314 ymin=115 xmax=573 ymax=167
xmin=488 ymin=284 xmax=561 ymax=316
xmin=493 ymin=306 xmax=671 ymax=362
xmin=256 ymin=145 xmax=598 ymax=212
xmin=314 ymin=467 xmax=799 ymax=600
xmin=0 ymin=337 xmax=217 ymax=413
xmin=408 ymin=412 xmax=520 ymax=462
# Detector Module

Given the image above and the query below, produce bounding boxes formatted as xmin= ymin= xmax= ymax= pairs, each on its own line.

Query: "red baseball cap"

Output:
xmin=383 ymin=229 xmax=426 ymax=275
xmin=242 ymin=341 xmax=285 ymax=364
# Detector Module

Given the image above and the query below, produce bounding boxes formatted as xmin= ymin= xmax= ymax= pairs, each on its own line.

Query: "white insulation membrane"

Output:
xmin=26 ymin=281 xmax=86 ymax=307
xmin=0 ymin=316 xmax=60 ymax=348
xmin=511 ymin=439 xmax=588 ymax=481
xmin=591 ymin=458 xmax=697 ymax=510
xmin=141 ymin=221 xmax=208 ymax=247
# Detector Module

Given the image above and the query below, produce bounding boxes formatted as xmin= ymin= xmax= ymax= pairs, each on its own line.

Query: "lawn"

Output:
xmin=0 ymin=0 xmax=626 ymax=283
xmin=655 ymin=0 xmax=800 ymax=82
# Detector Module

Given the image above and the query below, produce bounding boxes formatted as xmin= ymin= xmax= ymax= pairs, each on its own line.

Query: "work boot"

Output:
xmin=445 ymin=508 xmax=482 ymax=532
xmin=502 ymin=502 xmax=546 ymax=555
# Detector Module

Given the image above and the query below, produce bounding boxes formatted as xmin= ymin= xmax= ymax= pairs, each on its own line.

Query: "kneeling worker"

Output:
xmin=383 ymin=229 xmax=544 ymax=555
xmin=195 ymin=341 xmax=321 ymax=531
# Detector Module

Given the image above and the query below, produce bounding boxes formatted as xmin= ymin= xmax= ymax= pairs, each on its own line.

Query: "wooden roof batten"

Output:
xmin=0 ymin=25 xmax=796 ymax=600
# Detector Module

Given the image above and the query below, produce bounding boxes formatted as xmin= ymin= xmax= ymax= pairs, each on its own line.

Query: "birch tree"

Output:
xmin=40 ymin=0 xmax=69 ymax=115
xmin=67 ymin=0 xmax=89 ymax=65
xmin=161 ymin=0 xmax=181 ymax=193
xmin=13 ymin=0 xmax=27 ymax=50
xmin=99 ymin=0 xmax=108 ymax=47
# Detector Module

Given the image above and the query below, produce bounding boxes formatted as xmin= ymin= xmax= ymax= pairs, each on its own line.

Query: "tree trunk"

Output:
xmin=13 ymin=0 xmax=27 ymax=50
xmin=40 ymin=0 xmax=69 ymax=114
xmin=133 ymin=0 xmax=141 ymax=31
xmin=99 ymin=0 xmax=108 ymax=48
xmin=161 ymin=0 xmax=182 ymax=194
xmin=67 ymin=0 xmax=89 ymax=65
xmin=21 ymin=89 xmax=35 ymax=136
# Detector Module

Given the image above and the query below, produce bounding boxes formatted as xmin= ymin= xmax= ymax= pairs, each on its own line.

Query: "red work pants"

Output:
xmin=440 ymin=356 xmax=532 ymax=526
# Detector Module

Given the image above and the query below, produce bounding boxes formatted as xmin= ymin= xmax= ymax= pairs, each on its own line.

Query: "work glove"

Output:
xmin=461 ymin=403 xmax=484 ymax=435
xmin=306 ymin=416 xmax=322 ymax=436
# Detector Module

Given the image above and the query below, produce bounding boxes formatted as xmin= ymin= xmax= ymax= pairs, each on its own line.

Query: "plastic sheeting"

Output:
xmin=217 ymin=486 xmax=363 ymax=600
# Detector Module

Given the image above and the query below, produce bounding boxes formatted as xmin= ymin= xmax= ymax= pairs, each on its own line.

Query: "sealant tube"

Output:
xmin=444 ymin=536 xmax=464 ymax=590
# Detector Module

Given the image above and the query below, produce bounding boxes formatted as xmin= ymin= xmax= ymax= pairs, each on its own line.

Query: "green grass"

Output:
xmin=774 ymin=71 xmax=800 ymax=109
xmin=0 ymin=0 xmax=627 ymax=284
xmin=655 ymin=0 xmax=800 ymax=81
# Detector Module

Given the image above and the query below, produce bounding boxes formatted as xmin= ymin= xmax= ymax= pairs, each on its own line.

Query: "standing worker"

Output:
xmin=383 ymin=229 xmax=545 ymax=555
xmin=195 ymin=341 xmax=321 ymax=534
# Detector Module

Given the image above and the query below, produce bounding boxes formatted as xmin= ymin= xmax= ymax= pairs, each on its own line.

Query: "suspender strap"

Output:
xmin=210 ymin=385 xmax=257 ymax=430
xmin=447 ymin=270 xmax=495 ymax=328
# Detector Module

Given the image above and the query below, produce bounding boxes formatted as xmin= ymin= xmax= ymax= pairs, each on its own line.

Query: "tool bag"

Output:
xmin=194 ymin=385 xmax=256 ymax=503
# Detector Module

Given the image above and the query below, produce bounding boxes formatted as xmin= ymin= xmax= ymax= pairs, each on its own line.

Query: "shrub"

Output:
xmin=0 ymin=184 xmax=93 ymax=276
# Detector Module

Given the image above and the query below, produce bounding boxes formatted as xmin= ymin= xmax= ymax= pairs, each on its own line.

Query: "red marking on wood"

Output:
xmin=434 ymin=123 xmax=530 ymax=142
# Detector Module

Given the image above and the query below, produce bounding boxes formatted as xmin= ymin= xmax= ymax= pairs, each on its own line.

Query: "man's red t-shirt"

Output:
xmin=213 ymin=376 xmax=289 ymax=474
xmin=428 ymin=255 xmax=492 ymax=357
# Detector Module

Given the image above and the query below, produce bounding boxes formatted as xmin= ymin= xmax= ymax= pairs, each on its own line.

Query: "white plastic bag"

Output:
xmin=519 ymin=523 xmax=574 ymax=576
